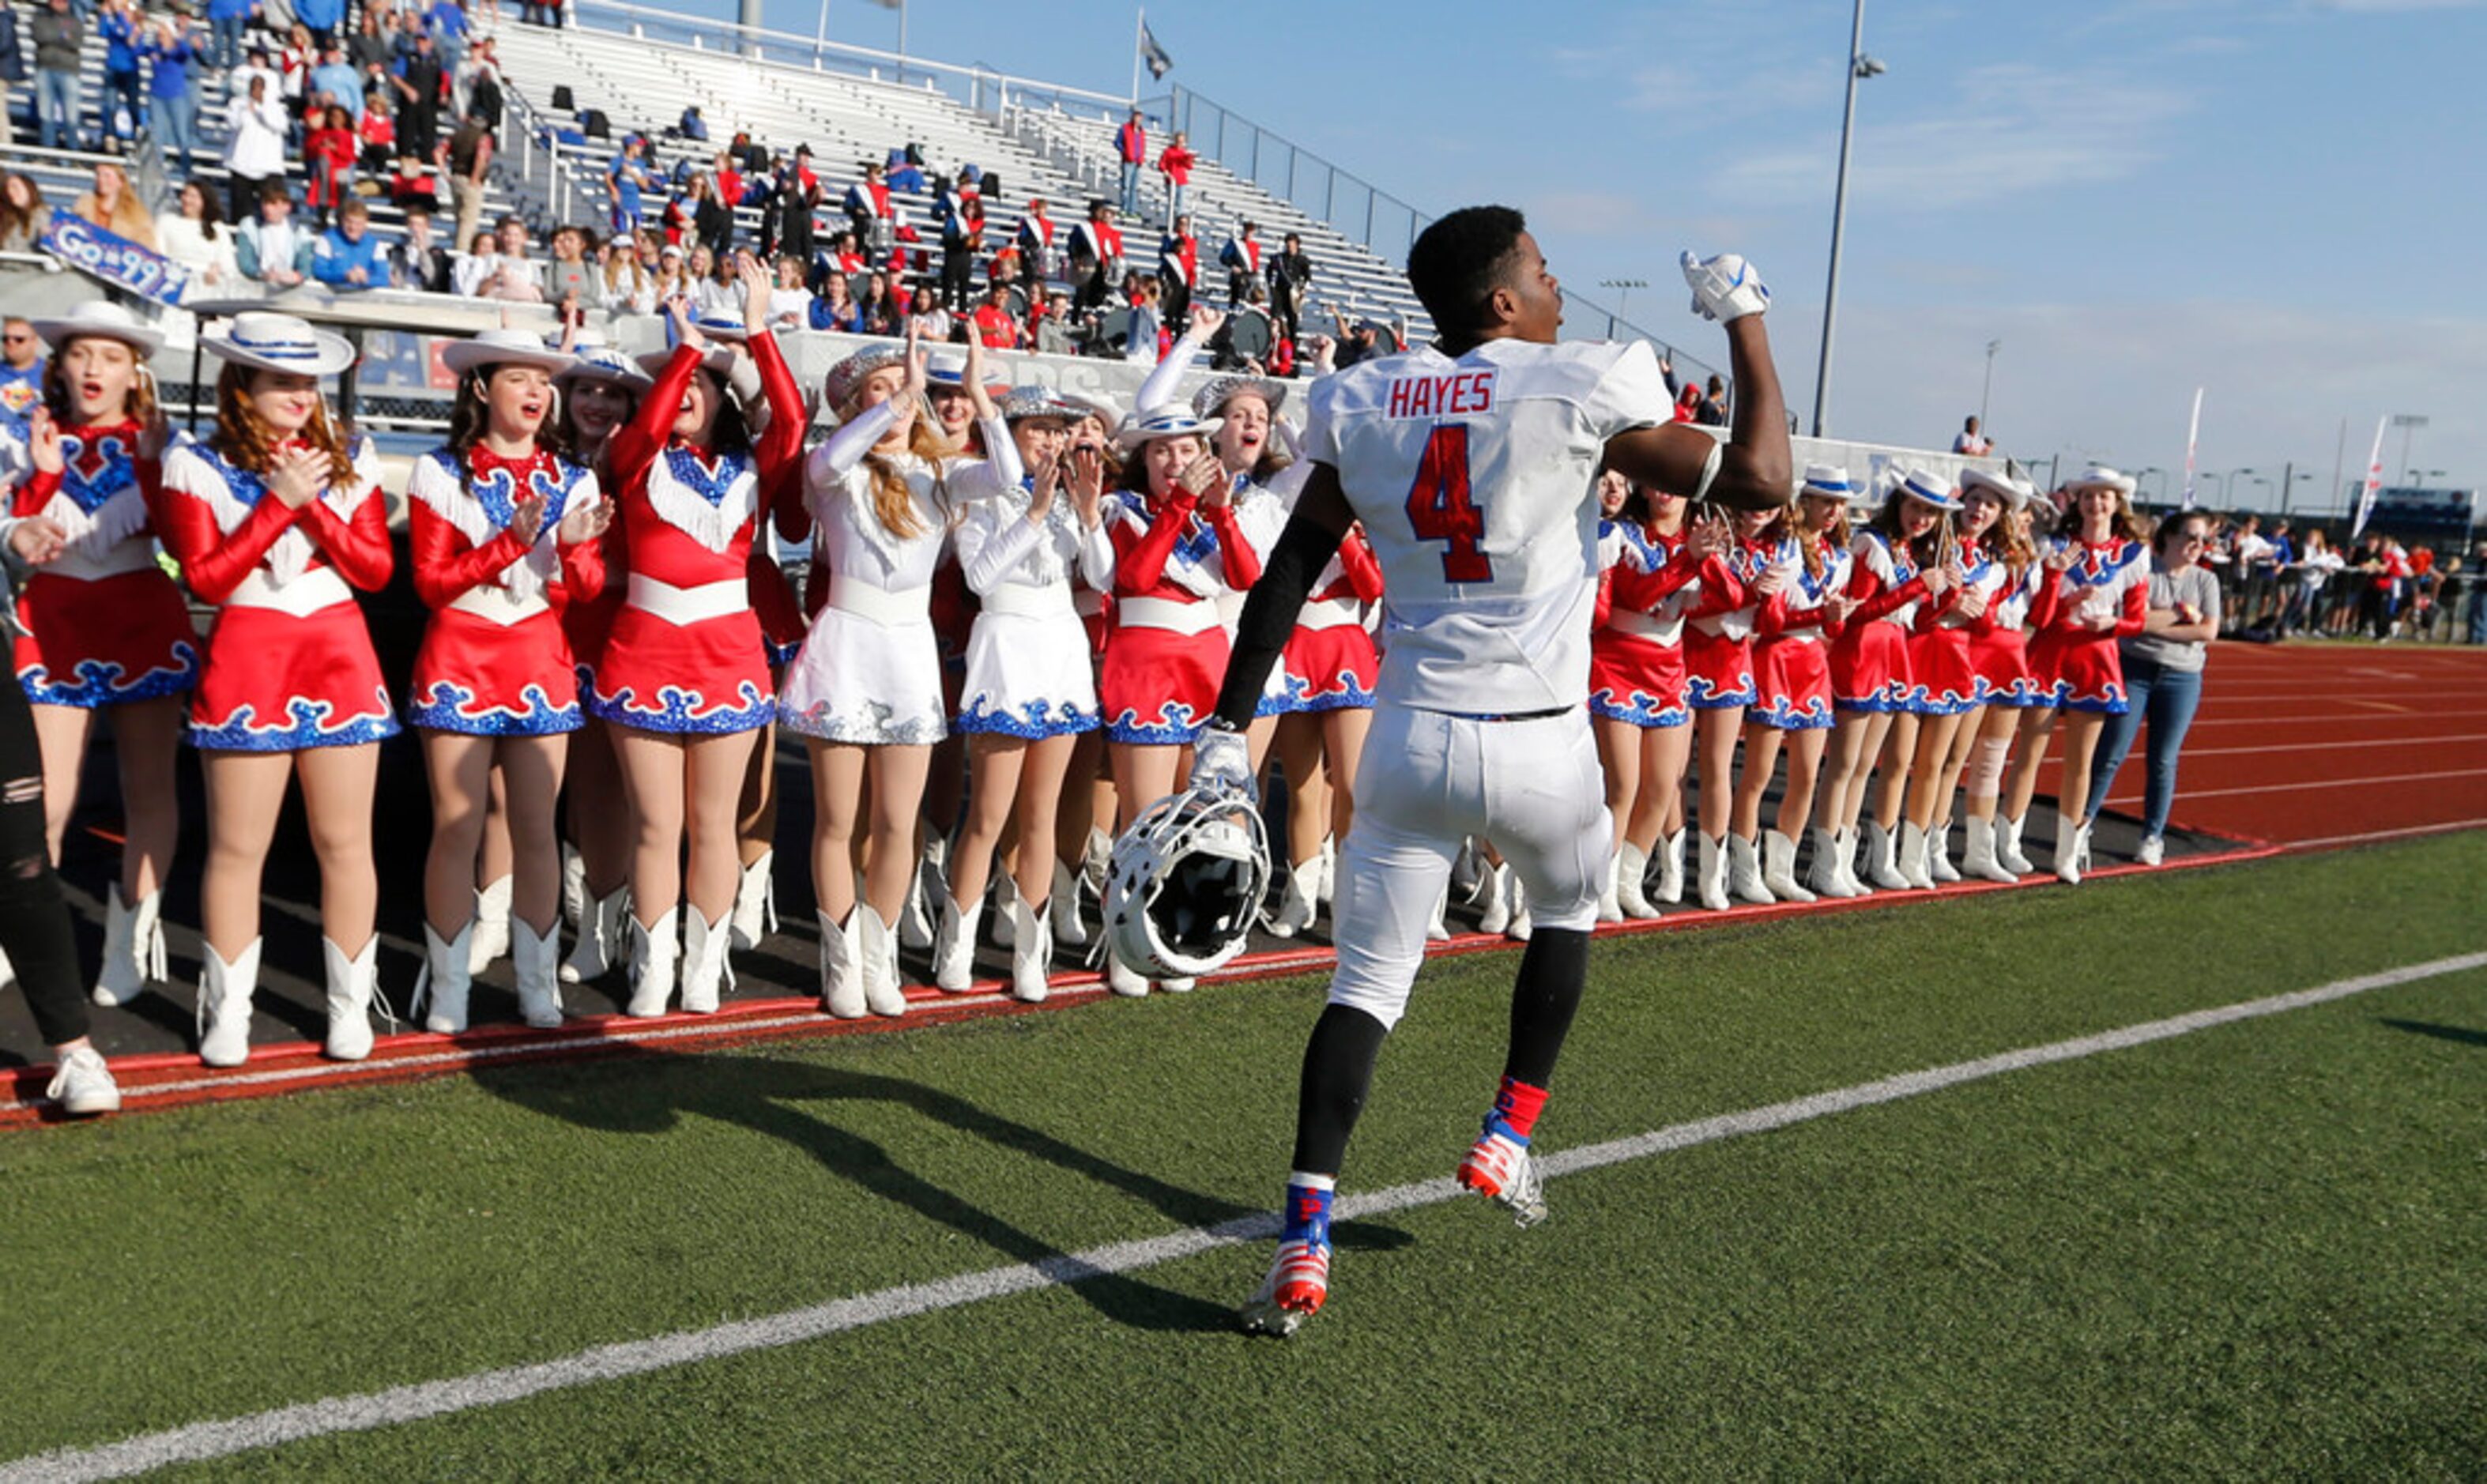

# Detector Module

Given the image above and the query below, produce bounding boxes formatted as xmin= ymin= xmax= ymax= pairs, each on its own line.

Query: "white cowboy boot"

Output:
xmin=512 ymin=919 xmax=563 ymax=1028
xmin=561 ymin=886 xmax=627 ymax=985
xmin=625 ymin=908 xmax=680 ymax=1018
xmin=2054 ymin=815 xmax=2091 ymax=886
xmin=1726 ymin=833 xmax=1774 ymax=905
xmin=1106 ymin=947 xmax=1151 ymax=997
xmin=857 ymin=903 xmax=907 ymax=1016
xmin=898 ymin=846 xmax=937 ymax=951
xmin=1477 ymin=862 xmax=1515 ymax=935
xmin=468 ymin=875 xmax=513 ymax=974
xmin=1595 ymin=850 xmax=1624 ymax=924
xmin=416 ymin=920 xmax=476 ymax=1034
xmin=819 ymin=909 xmax=864 ymax=1018
xmin=1928 ymin=822 xmax=1961 ymax=883
xmin=1837 ymin=827 xmax=1872 ymax=896
xmin=1268 ymin=857 xmax=1320 ymax=937
xmin=1763 ymin=830 xmax=1817 ymax=903
xmin=1316 ymin=837 xmax=1337 ymax=906
xmin=680 ymin=908 xmax=733 ymax=1014
xmin=1961 ymin=816 xmax=2016 ymax=883
xmin=197 ymin=938 xmax=260 ymax=1068
xmin=729 ymin=849 xmax=777 ymax=951
xmin=1863 ymin=821 xmax=1909 ymax=891
xmin=1997 ymin=812 xmax=2036 ymax=876
xmin=1656 ymin=830 xmax=1687 ymax=905
xmin=1896 ymin=822 xmax=1936 ymax=891
xmin=1426 ymin=882 xmax=1451 ymax=942
xmin=1009 ymin=894 xmax=1050 ymax=1004
xmin=1803 ymin=827 xmax=1850 ymax=899
xmin=988 ymin=870 xmax=1019 ymax=950
xmin=560 ymin=843 xmax=586 ymax=932
xmin=1697 ymin=834 xmax=1731 ymax=912
xmin=1616 ymin=841 xmax=1660 ymax=920
xmin=1508 ymin=871 xmax=1532 ymax=942
xmin=323 ymin=936 xmax=381 ymax=1061
xmin=1049 ymin=857 xmax=1087 ymax=947
xmin=92 ymin=883 xmax=168 ymax=1008
xmin=931 ymin=883 xmax=982 ymax=993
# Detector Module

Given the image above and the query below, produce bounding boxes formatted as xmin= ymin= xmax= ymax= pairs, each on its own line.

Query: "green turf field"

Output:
xmin=6 ymin=835 xmax=2485 ymax=1480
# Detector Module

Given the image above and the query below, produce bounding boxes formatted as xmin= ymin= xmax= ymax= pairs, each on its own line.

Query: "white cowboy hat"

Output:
xmin=1191 ymin=374 xmax=1287 ymax=422
xmin=687 ymin=308 xmax=752 ymax=344
xmin=2065 ymin=465 xmax=2138 ymax=497
xmin=1959 ymin=466 xmax=2034 ymax=509
xmin=556 ymin=343 xmax=654 ymax=390
xmin=1796 ymin=461 xmax=1860 ymax=504
xmin=821 ymin=343 xmax=909 ymax=410
xmin=635 ymin=341 xmax=740 ymax=380
xmin=29 ymin=299 xmax=164 ymax=358
xmin=1892 ymin=466 xmax=1964 ymax=511
xmin=200 ymin=311 xmax=355 ymax=378
xmin=1113 ymin=404 xmax=1222 ymax=453
xmin=440 ymin=327 xmax=576 ymax=379
xmin=1054 ymin=389 xmax=1125 ymax=428
xmin=998 ymin=384 xmax=1078 ymax=423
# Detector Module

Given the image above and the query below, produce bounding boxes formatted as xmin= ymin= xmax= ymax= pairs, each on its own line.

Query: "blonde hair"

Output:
xmin=846 ymin=391 xmax=953 ymax=540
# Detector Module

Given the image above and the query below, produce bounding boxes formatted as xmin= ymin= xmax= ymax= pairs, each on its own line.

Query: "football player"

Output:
xmin=1193 ymin=206 xmax=1791 ymax=1333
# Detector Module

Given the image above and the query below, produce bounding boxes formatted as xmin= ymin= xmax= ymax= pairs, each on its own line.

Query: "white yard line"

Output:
xmin=7 ymin=951 xmax=2484 ymax=1483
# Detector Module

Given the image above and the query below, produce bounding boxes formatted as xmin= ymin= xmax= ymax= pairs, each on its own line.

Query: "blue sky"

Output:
xmin=691 ymin=0 xmax=2483 ymax=512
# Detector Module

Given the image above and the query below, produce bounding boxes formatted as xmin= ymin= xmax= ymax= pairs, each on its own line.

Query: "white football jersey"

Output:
xmin=1303 ymin=337 xmax=1669 ymax=713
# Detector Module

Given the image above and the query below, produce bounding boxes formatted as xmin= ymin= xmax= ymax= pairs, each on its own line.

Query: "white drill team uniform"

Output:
xmin=1303 ymin=336 xmax=1672 ymax=1029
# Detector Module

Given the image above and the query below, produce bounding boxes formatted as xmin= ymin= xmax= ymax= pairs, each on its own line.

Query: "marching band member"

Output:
xmin=1589 ymin=472 xmax=1716 ymax=919
xmin=588 ymin=256 xmax=802 ymax=1015
xmin=786 ymin=331 xmax=983 ymax=1016
xmin=7 ymin=302 xmax=196 ymax=1008
xmin=1735 ymin=466 xmax=1856 ymax=902
xmin=156 ymin=311 xmax=396 ymax=1067
xmin=2011 ymin=466 xmax=2150 ymax=883
xmin=405 ymin=330 xmax=608 ymax=1034
xmin=940 ymin=386 xmax=1113 ymax=1001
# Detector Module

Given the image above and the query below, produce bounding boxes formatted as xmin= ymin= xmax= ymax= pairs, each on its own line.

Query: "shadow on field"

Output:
xmin=472 ymin=1049 xmax=1411 ymax=1333
xmin=2378 ymin=1018 xmax=2487 ymax=1049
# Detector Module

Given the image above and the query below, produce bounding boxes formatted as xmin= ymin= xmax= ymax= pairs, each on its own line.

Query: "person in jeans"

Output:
xmin=97 ymin=0 xmax=143 ymax=144
xmin=31 ymin=0 xmax=82 ymax=151
xmin=143 ymin=17 xmax=205 ymax=176
xmin=1115 ymin=107 xmax=1145 ymax=217
xmin=206 ymin=0 xmax=255 ymax=70
xmin=2083 ymin=510 xmax=2220 ymax=867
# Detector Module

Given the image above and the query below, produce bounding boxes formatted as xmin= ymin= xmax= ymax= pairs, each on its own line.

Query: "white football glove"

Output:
xmin=1190 ymin=721 xmax=1255 ymax=801
xmin=1681 ymin=251 xmax=1770 ymax=323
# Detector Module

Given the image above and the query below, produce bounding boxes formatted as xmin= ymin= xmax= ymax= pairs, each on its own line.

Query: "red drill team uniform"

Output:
xmin=1906 ymin=536 xmax=2001 ymax=717
xmin=1832 ymin=528 xmax=1932 ymax=713
xmin=1589 ymin=519 xmax=1705 ymax=729
xmin=155 ymin=437 xmax=398 ymax=750
xmin=1750 ymin=533 xmax=1852 ymax=730
xmin=11 ymin=421 xmax=200 ymax=706
xmin=1683 ymin=535 xmax=1776 ymax=708
xmin=1970 ymin=558 xmax=2052 ymax=707
xmin=1099 ymin=488 xmax=1260 ymax=744
xmin=1273 ymin=525 xmax=1381 ymax=712
xmin=405 ymin=446 xmax=605 ymax=735
xmin=2029 ymin=536 xmax=2149 ymax=713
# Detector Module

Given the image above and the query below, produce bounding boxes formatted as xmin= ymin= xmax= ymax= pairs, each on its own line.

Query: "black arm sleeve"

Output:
xmin=1212 ymin=508 xmax=1345 ymax=729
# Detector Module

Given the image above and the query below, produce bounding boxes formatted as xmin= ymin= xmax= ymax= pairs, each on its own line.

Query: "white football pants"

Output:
xmin=1327 ymin=704 xmax=1611 ymax=1030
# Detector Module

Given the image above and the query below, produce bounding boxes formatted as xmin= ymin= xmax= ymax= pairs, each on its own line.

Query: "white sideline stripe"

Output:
xmin=8 ymin=951 xmax=2484 ymax=1484
xmin=2123 ymin=766 xmax=2487 ymax=801
xmin=2180 ymin=733 xmax=2487 ymax=759
xmin=2291 ymin=818 xmax=2487 ymax=849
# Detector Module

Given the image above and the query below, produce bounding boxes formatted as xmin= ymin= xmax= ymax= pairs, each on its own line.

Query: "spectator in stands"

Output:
xmin=0 ymin=4 xmax=23 ymax=149
xmin=442 ymin=111 xmax=492 ymax=250
xmin=1267 ymin=231 xmax=1311 ymax=342
xmin=454 ymin=35 xmax=499 ymax=126
xmin=71 ymin=160 xmax=156 ymax=250
xmin=1954 ymin=415 xmax=1991 ymax=456
xmin=809 ymin=269 xmax=857 ymax=332
xmin=1115 ymin=107 xmax=1146 ymax=216
xmin=310 ymin=197 xmax=385 ymax=287
xmin=601 ymin=228 xmax=656 ymax=312
xmin=1326 ymin=305 xmax=1381 ymax=371
xmin=477 ymin=215 xmax=544 ymax=302
xmin=158 ymin=180 xmax=237 ymax=288
xmin=230 ymin=40 xmax=279 ymax=111
xmin=843 ymin=159 xmax=893 ymax=253
xmin=679 ymin=104 xmax=707 ymax=142
xmin=141 ymin=16 xmax=205 ymax=177
xmin=753 ymin=253 xmax=807 ymax=330
xmin=278 ymin=24 xmax=314 ymax=121
xmin=390 ymin=203 xmax=450 ymax=290
xmin=767 ymin=149 xmax=818 ymax=263
xmin=1155 ymin=213 xmax=1198 ymax=326
xmin=690 ymin=172 xmax=733 ymax=257
xmin=295 ymin=0 xmax=343 ymax=50
xmin=1211 ymin=283 xmax=1276 ymax=371
xmin=303 ymin=103 xmax=358 ymax=224
xmin=608 ymin=134 xmax=652 ymax=236
xmin=1698 ymin=373 xmax=1728 ymax=427
xmin=546 ymin=223 xmax=602 ymax=315
xmin=357 ymin=89 xmax=394 ymax=166
xmin=236 ymin=184 xmax=312 ymax=286
xmin=0 ymin=318 xmax=43 ymax=439
xmin=1219 ymin=220 xmax=1260 ymax=308
xmin=0 ymin=172 xmax=52 ymax=254
xmin=642 ymin=240 xmax=686 ymax=306
xmin=391 ymin=30 xmax=445 ymax=158
xmin=886 ymin=144 xmax=925 ymax=194
xmin=205 ymin=0 xmax=255 ymax=70
xmin=309 ymin=39 xmax=360 ymax=120
xmin=856 ymin=270 xmax=899 ymax=337
xmin=970 ymin=281 xmax=1018 ymax=349
xmin=940 ymin=190 xmax=983 ymax=314
xmin=1155 ymin=130 xmax=1196 ymax=224
xmin=349 ymin=6 xmax=390 ymax=77
xmin=32 ymin=0 xmax=82 ymax=152
xmin=1070 ymin=199 xmax=1121 ymax=315
xmin=222 ymin=72 xmax=289 ymax=224
xmin=1032 ymin=289 xmax=1074 ymax=355
xmin=425 ymin=0 xmax=469 ymax=87
xmin=1124 ymin=277 xmax=1162 ymax=365
xmin=98 ymin=0 xmax=144 ymax=145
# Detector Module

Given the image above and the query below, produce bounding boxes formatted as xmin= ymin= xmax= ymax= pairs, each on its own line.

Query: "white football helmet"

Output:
xmin=1104 ymin=786 xmax=1272 ymax=980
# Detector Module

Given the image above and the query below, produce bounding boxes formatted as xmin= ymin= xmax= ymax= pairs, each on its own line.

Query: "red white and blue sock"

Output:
xmin=1482 ymin=1076 xmax=1547 ymax=1147
xmin=1282 ymin=1171 xmax=1336 ymax=1248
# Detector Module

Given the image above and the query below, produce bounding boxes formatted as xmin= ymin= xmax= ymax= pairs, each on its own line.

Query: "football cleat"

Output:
xmin=1457 ymin=1131 xmax=1548 ymax=1228
xmin=1238 ymin=1237 xmax=1331 ymax=1336
xmin=1681 ymin=250 xmax=1771 ymax=323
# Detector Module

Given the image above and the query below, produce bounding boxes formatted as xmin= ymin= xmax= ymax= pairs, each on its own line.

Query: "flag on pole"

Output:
xmin=2180 ymin=386 xmax=2203 ymax=510
xmin=1140 ymin=21 xmax=1173 ymax=80
xmin=2351 ymin=413 xmax=2388 ymax=539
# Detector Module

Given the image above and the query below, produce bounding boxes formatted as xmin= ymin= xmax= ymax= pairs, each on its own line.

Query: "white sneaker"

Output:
xmin=47 ymin=1045 xmax=119 ymax=1116
xmin=2136 ymin=834 xmax=2165 ymax=868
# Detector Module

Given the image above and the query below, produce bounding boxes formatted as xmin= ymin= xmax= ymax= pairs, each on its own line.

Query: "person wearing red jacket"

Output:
xmin=1735 ymin=468 xmax=1859 ymax=903
xmin=6 ymin=303 xmax=198 ymax=1015
xmin=2010 ymin=466 xmax=2151 ymax=883
xmin=1115 ymin=107 xmax=1147 ymax=216
xmin=404 ymin=330 xmax=610 ymax=1035
xmin=1589 ymin=473 xmax=1716 ymax=919
xmin=155 ymin=311 xmax=397 ymax=1068
xmin=1155 ymin=130 xmax=1196 ymax=224
xmin=588 ymin=258 xmax=804 ymax=1015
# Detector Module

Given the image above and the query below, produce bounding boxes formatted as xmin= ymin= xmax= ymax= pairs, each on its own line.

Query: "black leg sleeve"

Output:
xmin=1504 ymin=926 xmax=1590 ymax=1090
xmin=1288 ymin=1002 xmax=1390 ymax=1177
xmin=0 ymin=684 xmax=86 ymax=1048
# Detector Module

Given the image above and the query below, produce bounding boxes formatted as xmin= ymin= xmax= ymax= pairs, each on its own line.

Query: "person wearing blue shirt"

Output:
xmin=310 ymin=198 xmax=385 ymax=288
xmin=292 ymin=0 xmax=342 ymax=47
xmin=98 ymin=0 xmax=143 ymax=142
xmin=424 ymin=0 xmax=466 ymax=82
xmin=0 ymin=319 xmax=45 ymax=442
xmin=308 ymin=42 xmax=360 ymax=119
xmin=205 ymin=0 xmax=254 ymax=69
xmin=142 ymin=17 xmax=204 ymax=175
xmin=606 ymin=135 xmax=648 ymax=233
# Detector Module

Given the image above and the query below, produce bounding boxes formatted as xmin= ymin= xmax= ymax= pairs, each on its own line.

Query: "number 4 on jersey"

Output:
xmin=1404 ymin=424 xmax=1492 ymax=582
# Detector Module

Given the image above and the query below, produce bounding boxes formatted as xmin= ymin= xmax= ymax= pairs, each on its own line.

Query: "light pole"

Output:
xmin=1598 ymin=277 xmax=1647 ymax=339
xmin=2238 ymin=475 xmax=2273 ymax=508
xmin=1978 ymin=338 xmax=2000 ymax=430
xmin=2391 ymin=412 xmax=2428 ymax=481
xmin=2220 ymin=467 xmax=2255 ymax=507
xmin=1809 ymin=0 xmax=1884 ymax=438
xmin=2410 ymin=468 xmax=2447 ymax=489
xmin=2136 ymin=467 xmax=2167 ymax=503
xmin=2199 ymin=471 xmax=2228 ymax=503
xmin=2280 ymin=469 xmax=2314 ymax=515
